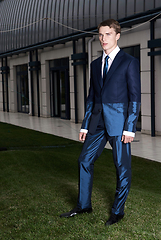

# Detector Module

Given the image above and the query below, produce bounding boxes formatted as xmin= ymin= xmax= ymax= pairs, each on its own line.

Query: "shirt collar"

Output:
xmin=102 ymin=46 xmax=120 ymax=62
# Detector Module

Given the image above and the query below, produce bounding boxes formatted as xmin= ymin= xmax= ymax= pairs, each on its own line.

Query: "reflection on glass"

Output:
xmin=16 ymin=65 xmax=29 ymax=113
xmin=49 ymin=57 xmax=70 ymax=120
xmin=54 ymin=72 xmax=59 ymax=116
xmin=60 ymin=71 xmax=66 ymax=118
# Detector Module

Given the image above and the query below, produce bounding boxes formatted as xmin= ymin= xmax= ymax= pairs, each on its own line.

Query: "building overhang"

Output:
xmin=0 ymin=6 xmax=161 ymax=58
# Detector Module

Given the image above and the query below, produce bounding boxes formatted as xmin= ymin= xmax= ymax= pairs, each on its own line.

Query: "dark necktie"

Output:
xmin=103 ymin=55 xmax=109 ymax=83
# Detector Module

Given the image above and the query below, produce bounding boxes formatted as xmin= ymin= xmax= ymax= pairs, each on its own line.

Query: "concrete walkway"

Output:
xmin=0 ymin=111 xmax=161 ymax=163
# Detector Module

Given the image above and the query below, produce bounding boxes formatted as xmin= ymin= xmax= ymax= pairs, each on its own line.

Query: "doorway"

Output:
xmin=16 ymin=64 xmax=29 ymax=113
xmin=49 ymin=58 xmax=70 ymax=119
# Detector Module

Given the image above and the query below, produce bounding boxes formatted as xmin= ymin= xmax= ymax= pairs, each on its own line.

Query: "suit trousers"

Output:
xmin=77 ymin=114 xmax=131 ymax=215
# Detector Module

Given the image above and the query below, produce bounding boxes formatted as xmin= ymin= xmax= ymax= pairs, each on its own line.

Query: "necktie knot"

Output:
xmin=105 ymin=55 xmax=109 ymax=61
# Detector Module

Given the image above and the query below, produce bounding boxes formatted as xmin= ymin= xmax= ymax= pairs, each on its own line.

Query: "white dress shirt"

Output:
xmin=102 ymin=45 xmax=120 ymax=76
xmin=80 ymin=46 xmax=135 ymax=138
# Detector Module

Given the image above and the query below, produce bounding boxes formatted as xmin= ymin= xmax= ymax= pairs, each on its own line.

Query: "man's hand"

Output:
xmin=121 ymin=135 xmax=134 ymax=144
xmin=79 ymin=132 xmax=87 ymax=142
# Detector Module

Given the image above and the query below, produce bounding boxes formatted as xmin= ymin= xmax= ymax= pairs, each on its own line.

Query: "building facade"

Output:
xmin=0 ymin=0 xmax=161 ymax=136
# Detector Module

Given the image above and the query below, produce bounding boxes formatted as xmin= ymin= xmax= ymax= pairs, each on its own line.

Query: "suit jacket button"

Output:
xmin=98 ymin=109 xmax=102 ymax=112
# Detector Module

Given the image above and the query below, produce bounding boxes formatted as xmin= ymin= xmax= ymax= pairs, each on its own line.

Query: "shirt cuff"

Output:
xmin=80 ymin=129 xmax=134 ymax=137
xmin=123 ymin=131 xmax=135 ymax=138
xmin=80 ymin=129 xmax=88 ymax=134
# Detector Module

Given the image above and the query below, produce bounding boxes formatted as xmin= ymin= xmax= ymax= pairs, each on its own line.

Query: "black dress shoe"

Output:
xmin=60 ymin=207 xmax=92 ymax=218
xmin=105 ymin=213 xmax=124 ymax=226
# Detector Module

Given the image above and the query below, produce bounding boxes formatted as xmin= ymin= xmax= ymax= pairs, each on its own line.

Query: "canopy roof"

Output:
xmin=0 ymin=0 xmax=161 ymax=55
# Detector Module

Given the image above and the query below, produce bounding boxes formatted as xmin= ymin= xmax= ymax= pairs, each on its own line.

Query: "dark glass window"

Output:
xmin=16 ymin=64 xmax=29 ymax=113
xmin=49 ymin=58 xmax=70 ymax=120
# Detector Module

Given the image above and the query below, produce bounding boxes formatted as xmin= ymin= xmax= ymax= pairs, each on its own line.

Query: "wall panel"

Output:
xmin=118 ymin=0 xmax=126 ymax=19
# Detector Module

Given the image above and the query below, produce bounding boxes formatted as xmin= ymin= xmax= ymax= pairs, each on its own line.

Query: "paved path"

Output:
xmin=0 ymin=112 xmax=161 ymax=163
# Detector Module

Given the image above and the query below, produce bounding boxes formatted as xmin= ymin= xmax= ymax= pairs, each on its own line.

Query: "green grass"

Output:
xmin=0 ymin=122 xmax=161 ymax=239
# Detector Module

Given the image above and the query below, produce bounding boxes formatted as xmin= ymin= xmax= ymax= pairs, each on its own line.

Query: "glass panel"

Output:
xmin=17 ymin=75 xmax=21 ymax=111
xmin=123 ymin=47 xmax=133 ymax=56
xmin=21 ymin=74 xmax=29 ymax=113
xmin=54 ymin=72 xmax=59 ymax=116
xmin=60 ymin=71 xmax=66 ymax=118
xmin=16 ymin=64 xmax=29 ymax=113
xmin=49 ymin=57 xmax=70 ymax=119
xmin=50 ymin=71 xmax=53 ymax=116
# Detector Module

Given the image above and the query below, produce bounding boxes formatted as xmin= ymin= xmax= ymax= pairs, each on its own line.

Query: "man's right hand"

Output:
xmin=79 ymin=132 xmax=87 ymax=142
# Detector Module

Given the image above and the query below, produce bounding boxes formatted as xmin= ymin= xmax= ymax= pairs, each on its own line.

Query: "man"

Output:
xmin=60 ymin=19 xmax=141 ymax=226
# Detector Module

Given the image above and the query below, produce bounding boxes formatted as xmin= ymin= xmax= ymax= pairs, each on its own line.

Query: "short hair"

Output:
xmin=98 ymin=19 xmax=121 ymax=34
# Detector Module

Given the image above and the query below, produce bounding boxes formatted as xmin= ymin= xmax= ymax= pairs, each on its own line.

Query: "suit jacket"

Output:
xmin=81 ymin=49 xmax=141 ymax=136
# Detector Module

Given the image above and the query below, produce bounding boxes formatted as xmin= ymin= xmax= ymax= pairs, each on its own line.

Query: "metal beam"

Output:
xmin=73 ymin=40 xmax=78 ymax=124
xmin=82 ymin=37 xmax=87 ymax=112
xmin=150 ymin=20 xmax=155 ymax=137
xmin=1 ymin=58 xmax=5 ymax=111
xmin=29 ymin=51 xmax=35 ymax=116
xmin=5 ymin=57 xmax=9 ymax=112
xmin=148 ymin=50 xmax=161 ymax=56
xmin=148 ymin=38 xmax=161 ymax=48
xmin=35 ymin=49 xmax=40 ymax=117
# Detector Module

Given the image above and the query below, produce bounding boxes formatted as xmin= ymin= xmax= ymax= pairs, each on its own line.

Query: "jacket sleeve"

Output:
xmin=81 ymin=64 xmax=94 ymax=130
xmin=124 ymin=58 xmax=141 ymax=133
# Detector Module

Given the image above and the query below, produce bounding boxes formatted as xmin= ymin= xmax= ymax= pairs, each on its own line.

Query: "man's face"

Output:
xmin=99 ymin=26 xmax=120 ymax=55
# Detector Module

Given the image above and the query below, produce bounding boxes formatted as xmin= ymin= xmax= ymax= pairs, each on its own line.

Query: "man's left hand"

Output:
xmin=121 ymin=135 xmax=134 ymax=144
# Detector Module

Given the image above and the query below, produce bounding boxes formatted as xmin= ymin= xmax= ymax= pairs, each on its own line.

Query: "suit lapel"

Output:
xmin=103 ymin=49 xmax=124 ymax=87
xmin=96 ymin=56 xmax=103 ymax=88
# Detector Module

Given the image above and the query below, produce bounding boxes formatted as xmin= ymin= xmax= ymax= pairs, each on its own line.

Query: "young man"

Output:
xmin=60 ymin=19 xmax=141 ymax=226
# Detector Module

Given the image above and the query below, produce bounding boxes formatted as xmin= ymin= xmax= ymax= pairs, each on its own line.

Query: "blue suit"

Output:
xmin=77 ymin=49 xmax=141 ymax=215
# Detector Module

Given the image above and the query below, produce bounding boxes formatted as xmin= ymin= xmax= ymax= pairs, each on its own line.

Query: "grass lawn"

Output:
xmin=0 ymin=122 xmax=161 ymax=239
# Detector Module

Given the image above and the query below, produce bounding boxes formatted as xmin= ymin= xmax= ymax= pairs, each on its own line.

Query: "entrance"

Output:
xmin=16 ymin=64 xmax=29 ymax=113
xmin=49 ymin=58 xmax=70 ymax=119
